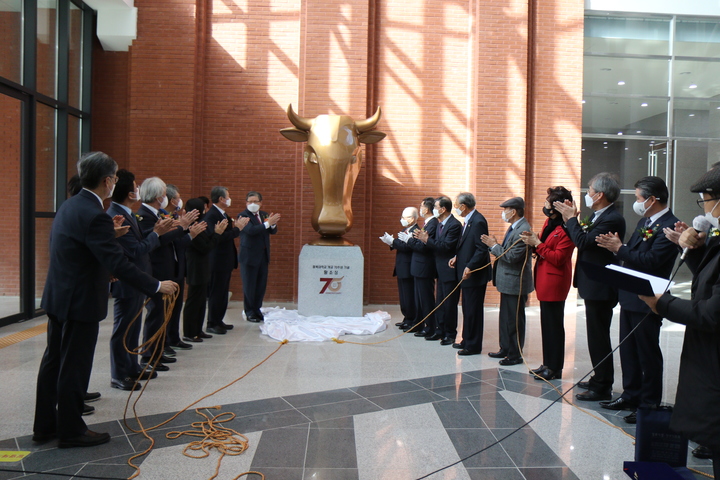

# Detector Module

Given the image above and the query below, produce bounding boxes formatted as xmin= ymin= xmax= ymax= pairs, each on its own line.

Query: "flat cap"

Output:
xmin=499 ymin=196 xmax=525 ymax=209
xmin=690 ymin=167 xmax=720 ymax=194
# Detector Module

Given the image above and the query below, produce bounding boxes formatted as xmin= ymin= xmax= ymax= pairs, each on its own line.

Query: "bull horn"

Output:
xmin=355 ymin=106 xmax=382 ymax=133
xmin=287 ymin=104 xmax=312 ymax=131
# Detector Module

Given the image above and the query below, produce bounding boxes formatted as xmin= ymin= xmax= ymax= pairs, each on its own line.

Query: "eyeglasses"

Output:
xmin=697 ymin=198 xmax=717 ymax=207
xmin=108 ymin=176 xmax=118 ymax=184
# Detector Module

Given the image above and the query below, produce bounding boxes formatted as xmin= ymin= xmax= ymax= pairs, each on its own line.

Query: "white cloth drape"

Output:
xmin=259 ymin=307 xmax=390 ymax=342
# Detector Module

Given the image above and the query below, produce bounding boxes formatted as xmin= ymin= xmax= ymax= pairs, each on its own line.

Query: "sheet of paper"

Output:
xmin=605 ymin=264 xmax=674 ymax=294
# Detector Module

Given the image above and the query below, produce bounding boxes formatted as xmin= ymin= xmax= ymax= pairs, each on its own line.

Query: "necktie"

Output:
xmin=256 ymin=213 xmax=262 ymax=224
xmin=646 ymin=218 xmax=653 ymax=227
xmin=503 ymin=226 xmax=513 ymax=246
xmin=438 ymin=223 xmax=444 ymax=236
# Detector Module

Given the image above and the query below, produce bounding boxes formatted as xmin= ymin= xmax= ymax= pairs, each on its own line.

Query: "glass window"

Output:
xmin=584 ymin=16 xmax=670 ymax=56
xmin=35 ymin=218 xmax=53 ymax=309
xmin=672 ymin=59 xmax=720 ymax=99
xmin=672 ymin=140 xmax=720 ymax=225
xmin=584 ymin=56 xmax=670 ymax=97
xmin=36 ymin=103 xmax=57 ymax=212
xmin=0 ymin=0 xmax=23 ymax=83
xmin=68 ymin=114 xmax=81 ymax=192
xmin=37 ymin=0 xmax=58 ymax=98
xmin=583 ymin=96 xmax=668 ymax=137
xmin=675 ymin=19 xmax=720 ymax=58
xmin=673 ymin=99 xmax=720 ymax=138
xmin=68 ymin=3 xmax=83 ymax=108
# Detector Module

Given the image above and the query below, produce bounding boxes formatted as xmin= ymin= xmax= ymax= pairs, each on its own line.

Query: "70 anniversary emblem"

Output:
xmin=319 ymin=276 xmax=344 ymax=294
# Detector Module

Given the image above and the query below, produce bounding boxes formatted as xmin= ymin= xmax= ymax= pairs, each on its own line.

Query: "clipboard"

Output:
xmin=579 ymin=261 xmax=674 ymax=296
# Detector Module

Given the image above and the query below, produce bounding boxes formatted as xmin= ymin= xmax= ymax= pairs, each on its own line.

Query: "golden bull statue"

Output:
xmin=280 ymin=105 xmax=386 ymax=243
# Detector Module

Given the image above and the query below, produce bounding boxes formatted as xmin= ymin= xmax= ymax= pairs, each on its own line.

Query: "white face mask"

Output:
xmin=133 ymin=187 xmax=140 ymax=200
xmin=159 ymin=196 xmax=168 ymax=210
xmin=584 ymin=192 xmax=597 ymax=208
xmin=224 ymin=198 xmax=232 ymax=208
xmin=175 ymin=199 xmax=183 ymax=211
xmin=247 ymin=203 xmax=260 ymax=213
xmin=432 ymin=208 xmax=440 ymax=218
xmin=453 ymin=207 xmax=463 ymax=216
xmin=400 ymin=218 xmax=409 ymax=227
xmin=108 ymin=183 xmax=115 ymax=199
xmin=501 ymin=210 xmax=512 ymax=223
xmin=632 ymin=197 xmax=652 ymax=217
xmin=706 ymin=200 xmax=720 ymax=228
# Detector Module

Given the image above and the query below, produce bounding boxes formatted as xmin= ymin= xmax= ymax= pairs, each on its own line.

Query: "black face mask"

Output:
xmin=542 ymin=207 xmax=554 ymax=218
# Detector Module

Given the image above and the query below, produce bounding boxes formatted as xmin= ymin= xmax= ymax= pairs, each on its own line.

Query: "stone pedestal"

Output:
xmin=298 ymin=245 xmax=364 ymax=317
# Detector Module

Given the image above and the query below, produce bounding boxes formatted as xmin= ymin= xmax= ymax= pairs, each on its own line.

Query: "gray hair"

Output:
xmin=402 ymin=207 xmax=418 ymax=219
xmin=211 ymin=186 xmax=228 ymax=204
xmin=139 ymin=177 xmax=167 ymax=203
xmin=78 ymin=151 xmax=117 ymax=189
xmin=589 ymin=173 xmax=620 ymax=203
xmin=166 ymin=184 xmax=179 ymax=201
xmin=457 ymin=192 xmax=476 ymax=210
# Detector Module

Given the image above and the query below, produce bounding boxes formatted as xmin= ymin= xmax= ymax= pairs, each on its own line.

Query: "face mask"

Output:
xmin=247 ymin=203 xmax=260 ymax=213
xmin=175 ymin=199 xmax=183 ymax=211
xmin=453 ymin=207 xmax=463 ymax=216
xmin=632 ymin=197 xmax=652 ymax=217
xmin=159 ymin=196 xmax=168 ymax=210
xmin=108 ymin=183 xmax=115 ymax=199
xmin=501 ymin=210 xmax=512 ymax=222
xmin=432 ymin=208 xmax=440 ymax=218
xmin=225 ymin=198 xmax=232 ymax=207
xmin=584 ymin=193 xmax=597 ymax=208
xmin=542 ymin=207 xmax=554 ymax=217
xmin=400 ymin=218 xmax=409 ymax=227
xmin=133 ymin=187 xmax=140 ymax=200
xmin=706 ymin=200 xmax=720 ymax=228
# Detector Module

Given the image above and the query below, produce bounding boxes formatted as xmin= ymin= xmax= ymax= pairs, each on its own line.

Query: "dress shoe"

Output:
xmin=395 ymin=322 xmax=404 ymax=327
xmin=132 ymin=370 xmax=157 ymax=381
xmin=457 ymin=349 xmax=480 ymax=356
xmin=425 ymin=333 xmax=443 ymax=341
xmin=624 ymin=411 xmax=637 ymax=424
xmin=533 ymin=368 xmax=561 ymax=380
xmin=577 ymin=381 xmax=591 ymax=389
xmin=58 ymin=430 xmax=110 ymax=449
xmin=220 ymin=322 xmax=235 ymax=330
xmin=199 ymin=331 xmax=213 ymax=339
xmin=171 ymin=340 xmax=193 ymax=350
xmin=163 ymin=346 xmax=177 ymax=357
xmin=246 ymin=316 xmax=261 ymax=323
xmin=575 ymin=389 xmax=612 ymax=402
xmin=692 ymin=445 xmax=713 ymax=459
xmin=529 ymin=365 xmax=546 ymax=374
xmin=440 ymin=337 xmax=454 ymax=346
xmin=414 ymin=331 xmax=430 ymax=337
xmin=140 ymin=362 xmax=169 ymax=372
xmin=599 ymin=397 xmax=637 ymax=411
xmin=82 ymin=404 xmax=95 ymax=416
xmin=184 ymin=336 xmax=203 ymax=343
xmin=452 ymin=343 xmax=464 ymax=349
xmin=32 ymin=432 xmax=56 ymax=443
xmin=84 ymin=391 xmax=101 ymax=403
xmin=159 ymin=355 xmax=176 ymax=364
xmin=111 ymin=377 xmax=141 ymax=391
xmin=488 ymin=350 xmax=507 ymax=359
xmin=401 ymin=325 xmax=412 ymax=332
xmin=499 ymin=357 xmax=523 ymax=366
xmin=206 ymin=326 xmax=227 ymax=335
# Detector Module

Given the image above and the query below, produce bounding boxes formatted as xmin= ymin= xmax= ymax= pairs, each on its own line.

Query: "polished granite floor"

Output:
xmin=0 ymin=293 xmax=713 ymax=480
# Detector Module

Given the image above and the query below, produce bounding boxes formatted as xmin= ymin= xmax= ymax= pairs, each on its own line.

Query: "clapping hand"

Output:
xmin=596 ymin=232 xmax=622 ymax=253
xmin=153 ymin=218 xmax=175 ymax=236
xmin=397 ymin=231 xmax=411 ymax=243
xmin=379 ymin=232 xmax=394 ymax=246
xmin=266 ymin=212 xmax=281 ymax=226
xmin=235 ymin=216 xmax=249 ymax=230
xmin=177 ymin=209 xmax=200 ymax=230
xmin=552 ymin=199 xmax=577 ymax=223
xmin=519 ymin=230 xmax=540 ymax=247
xmin=215 ymin=218 xmax=228 ymax=235
xmin=663 ymin=221 xmax=689 ymax=245
xmin=413 ymin=229 xmax=429 ymax=243
xmin=188 ymin=221 xmax=207 ymax=239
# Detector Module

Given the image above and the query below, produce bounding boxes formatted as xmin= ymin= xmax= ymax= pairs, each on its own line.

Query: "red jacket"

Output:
xmin=534 ymin=219 xmax=575 ymax=302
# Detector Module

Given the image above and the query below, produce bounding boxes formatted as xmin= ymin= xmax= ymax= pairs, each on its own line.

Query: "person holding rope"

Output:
xmin=33 ymin=152 xmax=179 ymax=448
xmin=482 ymin=197 xmax=533 ymax=366
xmin=641 ymin=167 xmax=720 ymax=478
xmin=520 ymin=187 xmax=575 ymax=380
xmin=406 ymin=197 xmax=439 ymax=335
xmin=554 ymin=172 xmax=626 ymax=402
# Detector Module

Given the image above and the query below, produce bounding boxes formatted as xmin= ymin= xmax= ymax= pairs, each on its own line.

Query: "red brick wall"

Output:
xmin=91 ymin=0 xmax=585 ymax=306
xmin=0 ymin=96 xmax=22 ymax=297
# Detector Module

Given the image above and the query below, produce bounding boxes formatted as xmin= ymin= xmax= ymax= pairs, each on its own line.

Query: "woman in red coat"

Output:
xmin=520 ymin=186 xmax=576 ymax=380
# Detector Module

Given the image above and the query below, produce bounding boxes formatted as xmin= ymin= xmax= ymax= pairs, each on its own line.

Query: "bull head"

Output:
xmin=280 ymin=105 xmax=386 ymax=238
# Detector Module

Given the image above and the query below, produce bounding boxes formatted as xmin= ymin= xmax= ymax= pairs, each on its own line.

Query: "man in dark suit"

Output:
xmin=33 ymin=152 xmax=177 ymax=448
xmin=205 ymin=186 xmax=248 ymax=334
xmin=107 ymin=170 xmax=175 ymax=390
xmin=380 ymin=207 xmax=419 ymax=330
xmin=414 ymin=196 xmax=462 ymax=344
xmin=483 ymin=197 xmax=534 ymax=365
xmin=555 ymin=172 xmax=626 ymax=401
xmin=596 ymin=176 xmax=679 ymax=422
xmin=406 ymin=198 xmax=438 ymax=334
xmin=238 ymin=191 xmax=280 ymax=322
xmin=450 ymin=192 xmax=492 ymax=356
xmin=137 ymin=177 xmax=199 ymax=370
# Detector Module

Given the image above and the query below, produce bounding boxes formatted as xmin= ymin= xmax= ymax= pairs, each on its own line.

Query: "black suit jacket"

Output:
xmin=41 ymin=189 xmax=158 ymax=323
xmin=186 ymin=228 xmax=221 ymax=285
xmin=391 ymin=224 xmax=418 ymax=279
xmin=205 ymin=204 xmax=241 ymax=272
xmin=426 ymin=215 xmax=462 ymax=283
xmin=565 ymin=204 xmax=626 ymax=301
xmin=238 ymin=209 xmax=277 ymax=267
xmin=617 ymin=210 xmax=679 ymax=312
xmin=408 ymin=217 xmax=438 ymax=279
xmin=107 ymin=202 xmax=160 ymax=299
xmin=455 ymin=210 xmax=492 ymax=287
xmin=136 ymin=204 xmax=188 ymax=280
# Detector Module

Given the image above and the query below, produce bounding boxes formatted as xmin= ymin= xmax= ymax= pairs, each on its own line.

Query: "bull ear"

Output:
xmin=358 ymin=130 xmax=386 ymax=144
xmin=280 ymin=127 xmax=309 ymax=142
